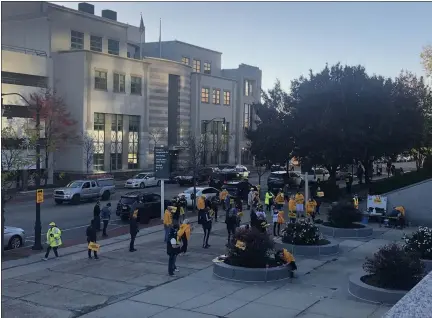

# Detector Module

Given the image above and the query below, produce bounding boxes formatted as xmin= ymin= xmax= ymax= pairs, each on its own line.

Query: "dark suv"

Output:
xmin=177 ymin=167 xmax=217 ymax=186
xmin=221 ymin=180 xmax=257 ymax=201
xmin=267 ymin=171 xmax=291 ymax=193
xmin=209 ymin=171 xmax=242 ymax=189
xmin=116 ymin=191 xmax=171 ymax=224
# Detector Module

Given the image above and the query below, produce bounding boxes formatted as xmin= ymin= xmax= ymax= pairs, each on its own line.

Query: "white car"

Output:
xmin=124 ymin=172 xmax=161 ymax=189
xmin=222 ymin=165 xmax=250 ymax=178
xmin=179 ymin=186 xmax=220 ymax=207
xmin=306 ymin=168 xmax=330 ymax=183
xmin=4 ymin=226 xmax=26 ymax=249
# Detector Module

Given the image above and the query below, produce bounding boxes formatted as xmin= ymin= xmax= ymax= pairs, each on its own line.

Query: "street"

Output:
xmin=3 ymin=161 xmax=415 ymax=258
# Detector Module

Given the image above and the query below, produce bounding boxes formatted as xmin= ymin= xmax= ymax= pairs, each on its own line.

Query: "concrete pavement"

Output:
xmin=2 ymin=208 xmax=416 ymax=318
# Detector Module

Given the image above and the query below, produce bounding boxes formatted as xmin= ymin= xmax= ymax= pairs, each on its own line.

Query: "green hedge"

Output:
xmin=368 ymin=169 xmax=432 ymax=195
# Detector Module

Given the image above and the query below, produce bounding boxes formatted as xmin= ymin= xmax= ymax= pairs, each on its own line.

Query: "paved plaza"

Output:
xmin=1 ymin=212 xmax=413 ymax=318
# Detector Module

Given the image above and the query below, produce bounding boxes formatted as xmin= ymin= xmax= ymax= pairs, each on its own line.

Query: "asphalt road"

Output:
xmin=3 ymin=161 xmax=415 ymax=257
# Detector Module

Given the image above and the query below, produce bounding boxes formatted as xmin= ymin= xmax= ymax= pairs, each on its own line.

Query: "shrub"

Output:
xmin=282 ymin=220 xmax=321 ymax=245
xmin=225 ymin=227 xmax=275 ymax=268
xmin=327 ymin=203 xmax=362 ymax=228
xmin=368 ymin=169 xmax=432 ymax=195
xmin=363 ymin=243 xmax=424 ymax=290
xmin=404 ymin=227 xmax=432 ymax=260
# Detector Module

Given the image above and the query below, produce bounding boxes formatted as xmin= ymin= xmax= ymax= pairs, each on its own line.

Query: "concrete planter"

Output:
xmin=318 ymin=223 xmax=373 ymax=238
xmin=277 ymin=239 xmax=340 ymax=257
xmin=421 ymin=259 xmax=432 ymax=273
xmin=213 ymin=261 xmax=292 ymax=282
xmin=348 ymin=271 xmax=407 ymax=305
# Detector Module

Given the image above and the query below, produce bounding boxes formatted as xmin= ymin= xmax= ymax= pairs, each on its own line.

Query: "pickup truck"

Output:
xmin=53 ymin=178 xmax=116 ymax=205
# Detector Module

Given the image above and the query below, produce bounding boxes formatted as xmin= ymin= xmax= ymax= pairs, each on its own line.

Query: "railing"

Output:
xmin=1 ymin=44 xmax=47 ymax=57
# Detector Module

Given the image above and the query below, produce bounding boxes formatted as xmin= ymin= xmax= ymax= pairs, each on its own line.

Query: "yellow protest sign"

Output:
xmin=36 ymin=189 xmax=44 ymax=203
xmin=235 ymin=240 xmax=246 ymax=250
xmin=88 ymin=242 xmax=100 ymax=252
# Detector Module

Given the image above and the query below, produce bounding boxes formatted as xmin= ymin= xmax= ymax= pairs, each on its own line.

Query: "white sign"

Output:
xmin=367 ymin=195 xmax=387 ymax=212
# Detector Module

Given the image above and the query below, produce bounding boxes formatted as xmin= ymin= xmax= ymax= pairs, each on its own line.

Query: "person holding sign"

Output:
xmin=86 ymin=220 xmax=99 ymax=259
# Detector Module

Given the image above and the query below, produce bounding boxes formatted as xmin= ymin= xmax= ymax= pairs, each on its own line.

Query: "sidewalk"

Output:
xmin=1 ymin=208 xmax=406 ymax=318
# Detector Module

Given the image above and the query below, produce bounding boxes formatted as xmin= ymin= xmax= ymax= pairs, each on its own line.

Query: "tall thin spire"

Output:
xmin=139 ymin=13 xmax=144 ymax=60
xmin=159 ymin=18 xmax=162 ymax=58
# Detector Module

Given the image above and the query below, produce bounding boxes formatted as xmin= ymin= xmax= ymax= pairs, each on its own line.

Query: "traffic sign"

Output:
xmin=154 ymin=146 xmax=170 ymax=179
xmin=36 ymin=189 xmax=44 ymax=203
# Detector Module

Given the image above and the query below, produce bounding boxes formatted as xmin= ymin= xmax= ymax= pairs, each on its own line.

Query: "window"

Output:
xmin=245 ymin=80 xmax=253 ymax=96
xmin=113 ymin=73 xmax=125 ymax=93
xmin=90 ymin=35 xmax=102 ymax=52
xmin=131 ymin=76 xmax=142 ymax=95
xmin=244 ymin=103 xmax=251 ymax=129
xmin=212 ymin=89 xmax=220 ymax=104
xmin=1 ymin=72 xmax=47 ymax=88
xmin=71 ymin=30 xmax=84 ymax=49
xmin=108 ymin=39 xmax=119 ymax=55
xmin=193 ymin=59 xmax=201 ymax=73
xmin=110 ymin=114 xmax=123 ymax=171
xmin=201 ymin=87 xmax=210 ymax=103
xmin=204 ymin=62 xmax=211 ymax=74
xmin=181 ymin=57 xmax=190 ymax=65
xmin=94 ymin=70 xmax=107 ymax=90
xmin=223 ymin=90 xmax=231 ymax=106
xmin=93 ymin=113 xmax=105 ymax=171
xmin=91 ymin=181 xmax=96 ymax=187
xmin=128 ymin=115 xmax=140 ymax=169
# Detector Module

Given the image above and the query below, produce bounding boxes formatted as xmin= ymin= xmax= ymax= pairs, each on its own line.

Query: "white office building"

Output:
xmin=1 ymin=2 xmax=261 ymax=178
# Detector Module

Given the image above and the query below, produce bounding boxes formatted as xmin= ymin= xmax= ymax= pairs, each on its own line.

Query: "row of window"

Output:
xmin=201 ymin=88 xmax=231 ymax=106
xmin=181 ymin=57 xmax=211 ymax=74
xmin=71 ymin=30 xmax=120 ymax=56
xmin=93 ymin=113 xmax=140 ymax=171
xmin=94 ymin=71 xmax=142 ymax=95
xmin=1 ymin=71 xmax=48 ymax=88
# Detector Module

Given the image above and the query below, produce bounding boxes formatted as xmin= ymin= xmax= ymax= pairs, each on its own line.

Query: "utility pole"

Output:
xmin=32 ymin=100 xmax=43 ymax=250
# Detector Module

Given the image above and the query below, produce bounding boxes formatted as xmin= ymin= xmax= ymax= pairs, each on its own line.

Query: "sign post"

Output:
xmin=154 ymin=146 xmax=170 ymax=220
xmin=36 ymin=189 xmax=44 ymax=204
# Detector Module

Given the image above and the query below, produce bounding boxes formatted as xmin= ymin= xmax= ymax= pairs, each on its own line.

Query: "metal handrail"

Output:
xmin=1 ymin=44 xmax=47 ymax=57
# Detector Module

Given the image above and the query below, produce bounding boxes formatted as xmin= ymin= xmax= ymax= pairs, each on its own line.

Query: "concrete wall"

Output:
xmin=385 ymin=178 xmax=432 ymax=226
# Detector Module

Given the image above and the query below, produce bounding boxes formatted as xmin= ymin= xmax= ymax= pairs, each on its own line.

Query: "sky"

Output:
xmin=57 ymin=1 xmax=432 ymax=91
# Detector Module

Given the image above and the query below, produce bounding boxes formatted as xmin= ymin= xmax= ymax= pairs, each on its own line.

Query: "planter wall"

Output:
xmin=348 ymin=271 xmax=407 ymax=305
xmin=318 ymin=224 xmax=373 ymax=238
xmin=213 ymin=261 xmax=292 ymax=282
xmin=277 ymin=239 xmax=340 ymax=257
xmin=421 ymin=259 xmax=432 ymax=273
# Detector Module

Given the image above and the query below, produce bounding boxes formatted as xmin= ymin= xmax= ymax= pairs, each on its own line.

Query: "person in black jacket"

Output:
xmin=93 ymin=201 xmax=101 ymax=232
xmin=167 ymin=227 xmax=180 ymax=276
xmin=210 ymin=196 xmax=219 ymax=222
xmin=86 ymin=220 xmax=98 ymax=259
xmin=129 ymin=209 xmax=139 ymax=252
xmin=202 ymin=208 xmax=212 ymax=249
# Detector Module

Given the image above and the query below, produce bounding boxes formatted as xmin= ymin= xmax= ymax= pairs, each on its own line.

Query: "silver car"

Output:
xmin=4 ymin=226 xmax=26 ymax=249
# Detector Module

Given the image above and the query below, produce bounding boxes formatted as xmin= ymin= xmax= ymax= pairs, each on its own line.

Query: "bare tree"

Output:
xmin=179 ymin=133 xmax=206 ymax=215
xmin=82 ymin=132 xmax=96 ymax=173
xmin=212 ymin=131 xmax=236 ymax=166
xmin=149 ymin=127 xmax=167 ymax=152
xmin=254 ymin=160 xmax=269 ymax=188
xmin=421 ymin=45 xmax=432 ymax=77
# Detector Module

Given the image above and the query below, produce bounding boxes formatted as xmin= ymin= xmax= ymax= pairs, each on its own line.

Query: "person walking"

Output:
xmin=167 ymin=227 xmax=180 ymax=276
xmin=100 ymin=203 xmax=111 ymax=237
xmin=130 ymin=209 xmax=139 ymax=252
xmin=93 ymin=200 xmax=101 ymax=232
xmin=163 ymin=206 xmax=174 ymax=242
xmin=202 ymin=207 xmax=212 ymax=249
xmin=210 ymin=196 xmax=219 ymax=222
xmin=177 ymin=219 xmax=191 ymax=255
xmin=225 ymin=204 xmax=238 ymax=246
xmin=86 ymin=219 xmax=99 ymax=259
xmin=42 ymin=222 xmax=62 ymax=261
xmin=178 ymin=194 xmax=187 ymax=222
xmin=265 ymin=190 xmax=274 ymax=212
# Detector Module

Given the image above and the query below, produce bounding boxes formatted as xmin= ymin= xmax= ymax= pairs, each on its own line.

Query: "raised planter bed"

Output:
xmin=348 ymin=271 xmax=407 ymax=305
xmin=421 ymin=259 xmax=432 ymax=273
xmin=213 ymin=261 xmax=292 ymax=282
xmin=318 ymin=223 xmax=373 ymax=238
xmin=276 ymin=238 xmax=340 ymax=257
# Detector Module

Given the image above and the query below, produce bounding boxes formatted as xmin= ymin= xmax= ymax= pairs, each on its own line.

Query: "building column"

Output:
xmin=104 ymin=114 xmax=112 ymax=172
xmin=122 ymin=115 xmax=130 ymax=170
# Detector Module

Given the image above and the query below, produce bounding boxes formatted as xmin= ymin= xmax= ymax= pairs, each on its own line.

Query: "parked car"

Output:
xmin=335 ymin=167 xmax=352 ymax=180
xmin=267 ymin=171 xmax=289 ymax=193
xmin=4 ymin=226 xmax=26 ymax=249
xmin=221 ymin=180 xmax=257 ymax=201
xmin=54 ymin=178 xmax=115 ymax=205
xmin=124 ymin=172 xmax=161 ymax=189
xmin=288 ymin=171 xmax=305 ymax=187
xmin=270 ymin=164 xmax=286 ymax=172
xmin=306 ymin=168 xmax=330 ymax=183
xmin=116 ymin=191 xmax=171 ymax=223
xmin=177 ymin=167 xmax=217 ymax=186
xmin=221 ymin=165 xmax=250 ymax=178
xmin=178 ymin=186 xmax=220 ymax=208
xmin=209 ymin=171 xmax=242 ymax=189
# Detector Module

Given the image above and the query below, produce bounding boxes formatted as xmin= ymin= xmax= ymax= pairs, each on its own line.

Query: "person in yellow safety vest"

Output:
xmin=43 ymin=222 xmax=62 ymax=261
xmin=306 ymin=198 xmax=317 ymax=222
xmin=353 ymin=194 xmax=359 ymax=210
xmin=275 ymin=189 xmax=285 ymax=209
xmin=220 ymin=189 xmax=228 ymax=210
xmin=197 ymin=195 xmax=206 ymax=211
xmin=295 ymin=191 xmax=305 ymax=218
xmin=163 ymin=206 xmax=175 ymax=242
xmin=288 ymin=195 xmax=297 ymax=223
xmin=265 ymin=190 xmax=274 ymax=212
xmin=177 ymin=219 xmax=192 ymax=255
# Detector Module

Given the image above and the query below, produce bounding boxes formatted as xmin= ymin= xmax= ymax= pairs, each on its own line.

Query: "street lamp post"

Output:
xmin=202 ymin=117 xmax=225 ymax=166
xmin=1 ymin=93 xmax=43 ymax=250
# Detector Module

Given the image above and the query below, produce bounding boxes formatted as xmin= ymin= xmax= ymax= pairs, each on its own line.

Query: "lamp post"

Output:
xmin=202 ymin=117 xmax=225 ymax=166
xmin=1 ymin=93 xmax=43 ymax=250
